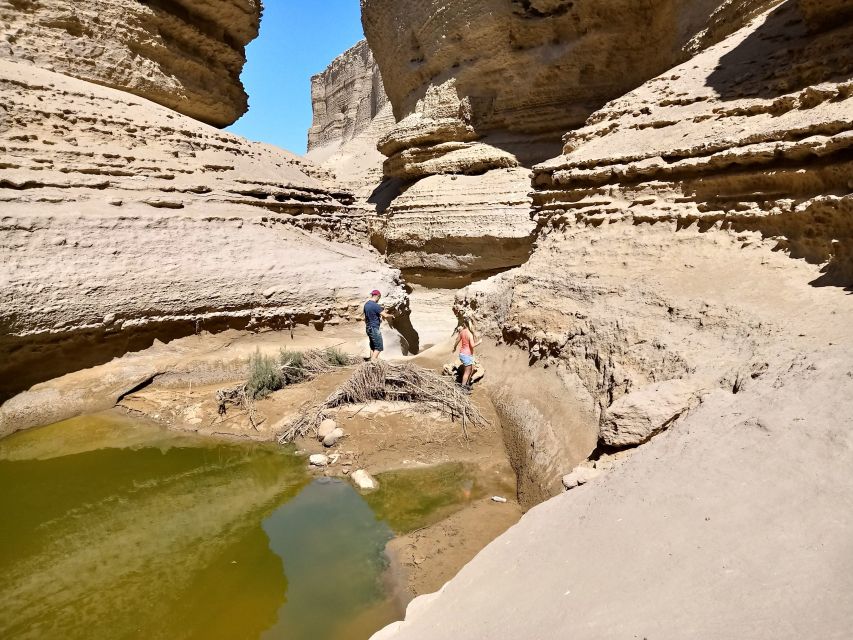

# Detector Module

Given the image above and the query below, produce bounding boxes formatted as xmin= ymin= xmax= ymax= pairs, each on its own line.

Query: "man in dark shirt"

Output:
xmin=364 ymin=289 xmax=392 ymax=360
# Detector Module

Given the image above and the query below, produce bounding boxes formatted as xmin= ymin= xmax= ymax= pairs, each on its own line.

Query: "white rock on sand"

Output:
xmin=561 ymin=466 xmax=603 ymax=491
xmin=350 ymin=469 xmax=378 ymax=491
xmin=323 ymin=428 xmax=345 ymax=448
xmin=309 ymin=454 xmax=330 ymax=468
xmin=318 ymin=419 xmax=338 ymax=440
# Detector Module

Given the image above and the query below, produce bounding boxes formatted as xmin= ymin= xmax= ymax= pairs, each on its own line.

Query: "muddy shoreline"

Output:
xmin=1 ymin=321 xmax=524 ymax=609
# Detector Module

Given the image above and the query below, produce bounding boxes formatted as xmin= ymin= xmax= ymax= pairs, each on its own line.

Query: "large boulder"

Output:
xmin=0 ymin=0 xmax=261 ymax=126
xmin=601 ymin=380 xmax=701 ymax=447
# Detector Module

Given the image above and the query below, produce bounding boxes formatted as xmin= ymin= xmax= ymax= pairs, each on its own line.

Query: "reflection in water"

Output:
xmin=0 ymin=415 xmax=496 ymax=640
xmin=367 ymin=463 xmax=490 ymax=534
xmin=262 ymin=479 xmax=399 ymax=640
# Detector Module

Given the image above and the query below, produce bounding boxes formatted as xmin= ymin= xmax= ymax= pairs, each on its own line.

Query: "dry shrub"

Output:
xmin=217 ymin=347 xmax=359 ymax=430
xmin=277 ymin=360 xmax=487 ymax=444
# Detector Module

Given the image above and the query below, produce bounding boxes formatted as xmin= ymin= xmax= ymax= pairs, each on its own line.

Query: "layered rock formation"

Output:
xmin=459 ymin=0 xmax=853 ymax=510
xmin=533 ymin=0 xmax=853 ymax=284
xmin=360 ymin=0 xmax=779 ymax=275
xmin=0 ymin=57 xmax=408 ymax=402
xmin=306 ymin=40 xmax=396 ymax=204
xmin=308 ymin=39 xmax=388 ymax=154
xmin=374 ymin=1 xmax=853 ymax=637
xmin=0 ymin=0 xmax=259 ymax=126
xmin=374 ymin=169 xmax=535 ymax=275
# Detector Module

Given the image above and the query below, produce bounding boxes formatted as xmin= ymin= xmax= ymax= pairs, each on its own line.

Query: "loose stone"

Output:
xmin=562 ymin=466 xmax=603 ymax=490
xmin=309 ymin=454 xmax=329 ymax=467
xmin=323 ymin=427 xmax=345 ymax=447
xmin=351 ymin=469 xmax=378 ymax=491
xmin=318 ymin=419 xmax=337 ymax=440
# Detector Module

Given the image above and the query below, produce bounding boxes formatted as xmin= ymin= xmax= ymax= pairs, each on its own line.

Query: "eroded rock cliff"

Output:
xmin=462 ymin=0 xmax=853 ymax=508
xmin=376 ymin=1 xmax=853 ymax=637
xmin=305 ymin=39 xmax=396 ymax=205
xmin=534 ymin=0 xmax=853 ymax=285
xmin=0 ymin=0 xmax=259 ymax=126
xmin=308 ymin=39 xmax=388 ymax=154
xmin=360 ymin=0 xmax=779 ymax=275
xmin=0 ymin=58 xmax=406 ymax=402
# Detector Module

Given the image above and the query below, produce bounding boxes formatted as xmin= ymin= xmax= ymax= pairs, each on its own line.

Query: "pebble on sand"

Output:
xmin=562 ymin=465 xmax=603 ymax=490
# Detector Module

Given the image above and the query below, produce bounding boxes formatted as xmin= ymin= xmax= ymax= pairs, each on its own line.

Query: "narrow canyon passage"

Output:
xmin=2 ymin=0 xmax=852 ymax=638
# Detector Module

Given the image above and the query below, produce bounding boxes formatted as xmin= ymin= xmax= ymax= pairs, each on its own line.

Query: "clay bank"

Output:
xmin=2 ymin=0 xmax=853 ymax=639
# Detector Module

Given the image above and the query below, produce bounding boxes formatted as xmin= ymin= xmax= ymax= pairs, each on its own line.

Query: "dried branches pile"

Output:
xmin=277 ymin=360 xmax=488 ymax=444
xmin=216 ymin=347 xmax=358 ymax=430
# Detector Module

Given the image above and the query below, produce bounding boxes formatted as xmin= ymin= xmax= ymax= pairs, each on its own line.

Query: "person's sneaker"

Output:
xmin=462 ymin=384 xmax=472 ymax=395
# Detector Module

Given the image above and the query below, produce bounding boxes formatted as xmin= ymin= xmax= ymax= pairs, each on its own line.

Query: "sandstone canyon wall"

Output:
xmin=0 ymin=0 xmax=260 ymax=127
xmin=307 ymin=39 xmax=388 ymax=154
xmin=0 ymin=5 xmax=409 ymax=403
xmin=374 ymin=1 xmax=853 ymax=637
xmin=305 ymin=39 xmax=396 ymax=205
xmin=358 ymin=0 xmax=782 ymax=277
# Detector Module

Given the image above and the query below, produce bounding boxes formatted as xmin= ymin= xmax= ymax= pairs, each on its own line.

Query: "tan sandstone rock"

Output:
xmin=0 ymin=59 xmax=408 ymax=402
xmin=0 ymin=0 xmax=260 ymax=126
xmin=363 ymin=0 xmax=779 ymax=168
xmin=380 ymin=3 xmax=853 ymax=637
xmin=306 ymin=40 xmax=397 ymax=208
xmin=358 ymin=0 xmax=778 ymax=274
xmin=533 ymin=0 xmax=853 ymax=285
xmin=308 ymin=40 xmax=388 ymax=154
xmin=600 ymin=380 xmax=701 ymax=447
xmin=379 ymin=169 xmax=536 ymax=274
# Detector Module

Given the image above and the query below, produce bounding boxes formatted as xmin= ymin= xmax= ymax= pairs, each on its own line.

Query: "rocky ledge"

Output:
xmin=533 ymin=0 xmax=853 ymax=285
xmin=0 ymin=0 xmax=260 ymax=126
xmin=358 ymin=0 xmax=779 ymax=275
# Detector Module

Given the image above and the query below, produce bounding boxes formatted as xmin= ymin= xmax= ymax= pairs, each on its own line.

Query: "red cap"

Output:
xmin=371 ymin=289 xmax=381 ymax=296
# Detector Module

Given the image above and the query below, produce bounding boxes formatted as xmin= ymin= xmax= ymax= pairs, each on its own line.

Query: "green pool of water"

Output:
xmin=0 ymin=413 xmax=491 ymax=640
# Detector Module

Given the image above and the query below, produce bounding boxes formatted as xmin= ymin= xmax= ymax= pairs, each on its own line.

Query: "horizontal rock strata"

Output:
xmin=533 ymin=0 xmax=853 ymax=284
xmin=359 ymin=0 xmax=777 ymax=274
xmin=0 ymin=0 xmax=259 ymax=126
xmin=378 ymin=169 xmax=536 ymax=275
xmin=379 ymin=2 xmax=853 ymax=636
xmin=363 ymin=0 xmax=779 ymax=170
xmin=0 ymin=59 xmax=407 ymax=401
xmin=308 ymin=39 xmax=388 ymax=153
xmin=306 ymin=40 xmax=396 ymax=208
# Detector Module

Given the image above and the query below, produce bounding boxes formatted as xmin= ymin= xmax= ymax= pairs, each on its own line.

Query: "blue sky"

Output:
xmin=227 ymin=0 xmax=364 ymax=154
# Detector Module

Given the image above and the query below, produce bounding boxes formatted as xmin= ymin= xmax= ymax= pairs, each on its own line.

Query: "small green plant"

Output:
xmin=278 ymin=349 xmax=308 ymax=384
xmin=246 ymin=351 xmax=283 ymax=400
xmin=323 ymin=346 xmax=352 ymax=367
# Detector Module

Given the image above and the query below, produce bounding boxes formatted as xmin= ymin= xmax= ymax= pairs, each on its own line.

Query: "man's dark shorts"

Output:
xmin=367 ymin=326 xmax=384 ymax=352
